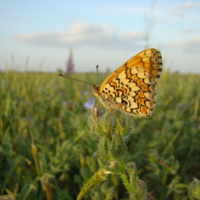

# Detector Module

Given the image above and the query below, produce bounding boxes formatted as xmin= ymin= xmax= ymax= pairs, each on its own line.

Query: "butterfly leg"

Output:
xmin=92 ymin=106 xmax=124 ymax=130
xmin=109 ymin=108 xmax=124 ymax=130
xmin=92 ymin=106 xmax=103 ymax=120
xmin=92 ymin=106 xmax=103 ymax=131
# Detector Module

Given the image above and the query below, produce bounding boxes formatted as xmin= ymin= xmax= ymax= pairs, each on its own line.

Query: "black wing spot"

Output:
xmin=122 ymin=99 xmax=128 ymax=105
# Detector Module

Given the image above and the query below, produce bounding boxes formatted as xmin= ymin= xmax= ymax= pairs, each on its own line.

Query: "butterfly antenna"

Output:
xmin=57 ymin=73 xmax=93 ymax=85
xmin=96 ymin=65 xmax=98 ymax=85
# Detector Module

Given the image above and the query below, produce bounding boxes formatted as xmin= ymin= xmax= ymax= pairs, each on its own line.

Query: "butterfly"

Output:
xmin=92 ymin=48 xmax=162 ymax=118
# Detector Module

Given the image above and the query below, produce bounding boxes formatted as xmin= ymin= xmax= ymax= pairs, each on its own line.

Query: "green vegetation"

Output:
xmin=0 ymin=70 xmax=200 ymax=200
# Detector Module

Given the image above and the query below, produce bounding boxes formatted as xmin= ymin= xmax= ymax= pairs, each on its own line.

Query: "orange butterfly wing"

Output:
xmin=92 ymin=48 xmax=162 ymax=117
xmin=100 ymin=48 xmax=162 ymax=91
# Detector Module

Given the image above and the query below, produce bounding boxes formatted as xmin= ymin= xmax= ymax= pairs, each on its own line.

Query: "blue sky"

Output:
xmin=0 ymin=0 xmax=200 ymax=73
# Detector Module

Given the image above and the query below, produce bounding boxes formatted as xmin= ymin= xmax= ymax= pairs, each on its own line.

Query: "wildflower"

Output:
xmin=83 ymin=91 xmax=88 ymax=96
xmin=62 ymin=101 xmax=67 ymax=106
xmin=84 ymin=98 xmax=95 ymax=109
xmin=65 ymin=48 xmax=74 ymax=76
xmin=79 ymin=90 xmax=88 ymax=96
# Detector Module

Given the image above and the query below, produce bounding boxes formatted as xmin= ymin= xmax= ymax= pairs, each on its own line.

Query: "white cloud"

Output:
xmin=14 ymin=22 xmax=142 ymax=50
xmin=181 ymin=28 xmax=199 ymax=34
xmin=171 ymin=2 xmax=200 ymax=10
xmin=168 ymin=37 xmax=200 ymax=52
xmin=170 ymin=2 xmax=200 ymax=20
xmin=155 ymin=18 xmax=166 ymax=23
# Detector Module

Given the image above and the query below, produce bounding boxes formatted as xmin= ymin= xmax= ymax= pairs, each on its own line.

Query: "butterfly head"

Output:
xmin=92 ymin=85 xmax=100 ymax=96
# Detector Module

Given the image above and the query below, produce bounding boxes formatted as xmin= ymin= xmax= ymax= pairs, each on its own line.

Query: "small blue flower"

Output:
xmin=62 ymin=101 xmax=67 ymax=106
xmin=83 ymin=91 xmax=88 ymax=96
xmin=84 ymin=98 xmax=95 ymax=109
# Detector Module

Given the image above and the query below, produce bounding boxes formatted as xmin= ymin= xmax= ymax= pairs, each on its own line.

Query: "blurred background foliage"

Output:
xmin=0 ymin=69 xmax=200 ymax=200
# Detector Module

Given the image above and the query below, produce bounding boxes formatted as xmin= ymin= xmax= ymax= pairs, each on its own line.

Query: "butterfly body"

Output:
xmin=92 ymin=48 xmax=162 ymax=117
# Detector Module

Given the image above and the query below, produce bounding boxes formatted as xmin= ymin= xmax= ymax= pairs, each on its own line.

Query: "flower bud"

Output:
xmin=109 ymin=133 xmax=126 ymax=160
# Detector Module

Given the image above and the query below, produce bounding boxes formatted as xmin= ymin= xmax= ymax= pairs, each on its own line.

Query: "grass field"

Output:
xmin=0 ymin=69 xmax=200 ymax=200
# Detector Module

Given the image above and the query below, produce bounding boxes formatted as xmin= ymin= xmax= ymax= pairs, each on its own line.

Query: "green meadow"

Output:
xmin=0 ymin=69 xmax=200 ymax=200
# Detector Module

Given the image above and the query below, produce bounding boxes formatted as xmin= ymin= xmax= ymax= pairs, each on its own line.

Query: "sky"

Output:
xmin=0 ymin=0 xmax=200 ymax=74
